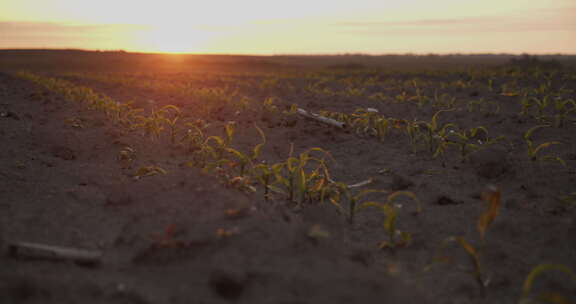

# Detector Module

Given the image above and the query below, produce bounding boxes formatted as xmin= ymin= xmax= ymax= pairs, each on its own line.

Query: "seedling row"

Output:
xmin=15 ymin=65 xmax=576 ymax=302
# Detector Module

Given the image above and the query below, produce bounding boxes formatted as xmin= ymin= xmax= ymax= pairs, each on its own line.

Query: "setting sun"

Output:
xmin=135 ymin=24 xmax=216 ymax=54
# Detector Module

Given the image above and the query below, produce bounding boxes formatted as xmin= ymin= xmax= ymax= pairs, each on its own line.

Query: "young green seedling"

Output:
xmin=520 ymin=264 xmax=576 ymax=304
xmin=158 ymin=105 xmax=181 ymax=145
xmin=450 ymin=126 xmax=505 ymax=163
xmin=553 ymin=98 xmax=576 ymax=128
xmin=132 ymin=109 xmax=165 ymax=141
xmin=524 ymin=125 xmax=566 ymax=167
xmin=531 ymin=96 xmax=551 ymax=123
xmin=478 ymin=185 xmax=501 ymax=242
xmin=428 ymin=186 xmax=501 ymax=298
xmin=253 ymin=162 xmax=281 ymax=200
xmin=225 ymin=126 xmax=265 ymax=177
xmin=407 ymin=110 xmax=457 ymax=160
xmin=272 ymin=147 xmax=333 ymax=206
xmin=358 ymin=191 xmax=421 ymax=250
xmin=133 ymin=165 xmax=167 ymax=180
xmin=405 ymin=120 xmax=424 ymax=153
xmin=332 ymin=185 xmax=388 ymax=225
xmin=519 ymin=93 xmax=530 ymax=114
xmin=118 ymin=146 xmax=136 ymax=169
xmin=179 ymin=121 xmax=207 ymax=152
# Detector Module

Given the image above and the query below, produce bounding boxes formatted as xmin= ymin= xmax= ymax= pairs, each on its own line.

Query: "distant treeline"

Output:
xmin=1 ymin=49 xmax=574 ymax=72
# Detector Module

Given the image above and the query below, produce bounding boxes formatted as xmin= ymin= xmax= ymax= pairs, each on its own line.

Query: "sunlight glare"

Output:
xmin=137 ymin=24 xmax=215 ymax=53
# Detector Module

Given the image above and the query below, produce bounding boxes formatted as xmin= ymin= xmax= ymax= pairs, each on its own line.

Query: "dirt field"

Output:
xmin=1 ymin=52 xmax=575 ymax=303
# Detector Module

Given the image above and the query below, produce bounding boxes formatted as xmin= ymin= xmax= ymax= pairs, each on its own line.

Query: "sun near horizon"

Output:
xmin=1 ymin=0 xmax=575 ymax=55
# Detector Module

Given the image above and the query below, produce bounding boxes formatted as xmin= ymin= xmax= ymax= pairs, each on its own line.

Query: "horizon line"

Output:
xmin=1 ymin=48 xmax=575 ymax=57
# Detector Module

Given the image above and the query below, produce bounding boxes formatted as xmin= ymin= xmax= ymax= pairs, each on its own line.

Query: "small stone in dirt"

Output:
xmin=283 ymin=116 xmax=298 ymax=128
xmin=107 ymin=287 xmax=150 ymax=304
xmin=469 ymin=147 xmax=510 ymax=179
xmin=0 ymin=111 xmax=20 ymax=120
xmin=389 ymin=174 xmax=414 ymax=191
xmin=348 ymin=250 xmax=372 ymax=267
xmin=209 ymin=271 xmax=246 ymax=301
xmin=106 ymin=190 xmax=133 ymax=206
xmin=224 ymin=208 xmax=251 ymax=220
xmin=435 ymin=195 xmax=463 ymax=205
xmin=50 ymin=145 xmax=76 ymax=160
xmin=0 ymin=275 xmax=48 ymax=302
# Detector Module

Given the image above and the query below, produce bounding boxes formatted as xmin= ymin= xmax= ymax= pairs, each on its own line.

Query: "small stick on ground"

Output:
xmin=297 ymin=108 xmax=347 ymax=129
xmin=7 ymin=241 xmax=103 ymax=266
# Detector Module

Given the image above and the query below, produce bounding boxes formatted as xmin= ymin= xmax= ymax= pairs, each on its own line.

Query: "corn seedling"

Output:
xmin=432 ymin=90 xmax=457 ymax=109
xmin=478 ymin=185 xmax=501 ymax=241
xmin=272 ymin=147 xmax=333 ymax=206
xmin=467 ymin=98 xmax=500 ymax=115
xmin=348 ymin=109 xmax=384 ymax=137
xmin=262 ymin=97 xmax=279 ymax=115
xmin=453 ymin=236 xmax=488 ymax=297
xmin=216 ymin=227 xmax=240 ymax=239
xmin=500 ymin=82 xmax=521 ymax=97
xmin=407 ymin=110 xmax=458 ymax=159
xmin=429 ymin=186 xmax=501 ymax=297
xmin=414 ymin=87 xmax=430 ymax=108
xmin=427 ymin=109 xmax=458 ymax=154
xmin=557 ymin=192 xmax=576 ymax=208
xmin=158 ymin=105 xmax=181 ymax=145
xmin=369 ymin=92 xmax=389 ymax=103
xmin=120 ymin=107 xmax=144 ymax=130
xmin=64 ymin=117 xmax=84 ymax=129
xmin=132 ymin=109 xmax=165 ymax=141
xmin=520 ymin=264 xmax=576 ymax=304
xmin=204 ymin=123 xmax=236 ymax=162
xmin=487 ymin=78 xmax=494 ymax=91
xmin=395 ymin=91 xmax=410 ymax=103
xmin=226 ymin=148 xmax=253 ymax=177
xmin=118 ymin=146 xmax=136 ymax=169
xmin=531 ymin=96 xmax=551 ymax=123
xmin=227 ymin=176 xmax=257 ymax=193
xmin=253 ymin=162 xmax=283 ymax=200
xmin=450 ymin=127 xmax=504 ymax=162
xmin=358 ymin=191 xmax=421 ymax=250
xmin=133 ymin=165 xmax=167 ymax=180
xmin=459 ymin=186 xmax=502 ymax=295
xmin=405 ymin=120 xmax=425 ymax=153
xmin=427 ymin=235 xmax=489 ymax=298
xmin=225 ymin=124 xmax=266 ymax=177
xmin=179 ymin=123 xmax=206 ymax=152
xmin=524 ymin=125 xmax=566 ymax=167
xmin=331 ymin=185 xmax=388 ymax=225
xmin=553 ymin=98 xmax=576 ymax=128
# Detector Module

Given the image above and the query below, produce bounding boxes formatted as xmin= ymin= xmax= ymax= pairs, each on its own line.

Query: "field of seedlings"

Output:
xmin=1 ymin=52 xmax=575 ymax=303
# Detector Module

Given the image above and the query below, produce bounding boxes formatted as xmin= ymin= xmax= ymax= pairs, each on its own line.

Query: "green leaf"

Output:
xmin=382 ymin=203 xmax=397 ymax=235
xmin=267 ymin=185 xmax=286 ymax=195
xmin=524 ymin=125 xmax=549 ymax=141
xmin=225 ymin=123 xmax=235 ymax=145
xmin=252 ymin=143 xmax=264 ymax=160
xmin=478 ymin=186 xmax=501 ymax=240
xmin=533 ymin=141 xmax=561 ymax=156
xmin=226 ymin=148 xmax=249 ymax=163
xmin=522 ymin=264 xmax=576 ymax=296
xmin=388 ymin=191 xmax=422 ymax=213
xmin=357 ymin=201 xmax=381 ymax=211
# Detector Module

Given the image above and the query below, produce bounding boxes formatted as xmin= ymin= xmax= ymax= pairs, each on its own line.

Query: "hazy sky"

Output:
xmin=1 ymin=0 xmax=575 ymax=54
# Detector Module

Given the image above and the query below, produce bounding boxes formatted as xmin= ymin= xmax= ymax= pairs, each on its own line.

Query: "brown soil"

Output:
xmin=0 ymin=62 xmax=575 ymax=304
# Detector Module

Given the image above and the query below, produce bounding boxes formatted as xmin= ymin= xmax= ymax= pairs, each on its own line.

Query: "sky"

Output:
xmin=1 ymin=0 xmax=575 ymax=54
